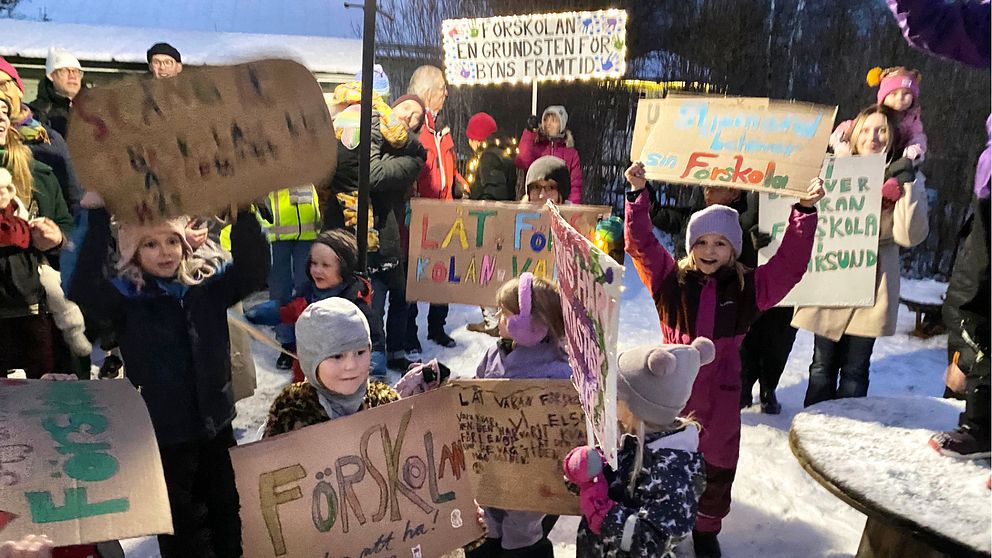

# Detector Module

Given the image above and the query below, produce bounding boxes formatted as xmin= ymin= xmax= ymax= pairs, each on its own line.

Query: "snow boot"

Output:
xmin=693 ymin=530 xmax=722 ymax=558
xmin=428 ymin=328 xmax=457 ymax=348
xmin=929 ymin=425 xmax=991 ymax=459
xmin=502 ymin=538 xmax=554 ymax=558
xmin=760 ymin=390 xmax=782 ymax=415
xmin=98 ymin=354 xmax=123 ymax=379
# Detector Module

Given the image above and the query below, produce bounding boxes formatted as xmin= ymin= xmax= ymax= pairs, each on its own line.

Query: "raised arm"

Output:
xmin=624 ymin=162 xmax=677 ymax=299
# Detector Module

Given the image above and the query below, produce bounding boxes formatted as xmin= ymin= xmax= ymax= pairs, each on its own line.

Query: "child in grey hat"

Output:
xmin=564 ymin=338 xmax=715 ymax=558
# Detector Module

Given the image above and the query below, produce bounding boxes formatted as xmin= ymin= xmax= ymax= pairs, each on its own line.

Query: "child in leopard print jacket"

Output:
xmin=564 ymin=339 xmax=714 ymax=558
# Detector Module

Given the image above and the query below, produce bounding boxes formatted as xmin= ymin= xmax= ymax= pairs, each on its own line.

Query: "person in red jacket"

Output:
xmin=405 ymin=65 xmax=458 ymax=349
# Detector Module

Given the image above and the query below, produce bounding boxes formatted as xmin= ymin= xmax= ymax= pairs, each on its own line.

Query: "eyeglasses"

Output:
xmin=55 ymin=68 xmax=83 ymax=78
xmin=527 ymin=183 xmax=559 ymax=194
xmin=151 ymin=58 xmax=177 ymax=69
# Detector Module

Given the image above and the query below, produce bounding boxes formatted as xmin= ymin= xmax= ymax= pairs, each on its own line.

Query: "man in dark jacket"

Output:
xmin=30 ymin=48 xmax=85 ymax=138
xmin=323 ymin=97 xmax=427 ymax=370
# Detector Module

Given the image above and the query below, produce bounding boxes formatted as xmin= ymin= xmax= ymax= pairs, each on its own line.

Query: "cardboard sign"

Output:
xmin=442 ymin=10 xmax=627 ymax=85
xmin=450 ymin=379 xmax=585 ymax=515
xmin=67 ymin=59 xmax=336 ymax=223
xmin=636 ymin=95 xmax=836 ymax=196
xmin=407 ymin=199 xmax=611 ymax=306
xmin=549 ymin=203 xmax=623 ymax=467
xmin=230 ymin=389 xmax=483 ymax=558
xmin=0 ymin=379 xmax=172 ymax=545
xmin=759 ymin=154 xmax=885 ymax=307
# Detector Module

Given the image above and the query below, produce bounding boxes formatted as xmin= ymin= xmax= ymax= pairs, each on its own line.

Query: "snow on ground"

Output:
xmin=121 ymin=255 xmax=982 ymax=557
xmin=900 ymin=278 xmax=949 ymax=305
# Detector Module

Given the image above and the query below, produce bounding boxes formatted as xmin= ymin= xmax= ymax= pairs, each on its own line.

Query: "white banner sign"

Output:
xmin=442 ymin=10 xmax=627 ymax=85
xmin=759 ymin=154 xmax=885 ymax=307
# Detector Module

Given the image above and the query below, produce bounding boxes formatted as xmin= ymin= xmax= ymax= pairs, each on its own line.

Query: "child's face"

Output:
xmin=497 ymin=307 xmax=511 ymax=339
xmin=617 ymin=399 xmax=637 ymax=433
xmin=883 ymin=88 xmax=914 ymax=112
xmin=0 ymin=186 xmax=13 ymax=210
xmin=316 ymin=346 xmax=371 ymax=395
xmin=691 ymin=233 xmax=735 ymax=275
xmin=309 ymin=243 xmax=344 ymax=290
xmin=136 ymin=231 xmax=184 ymax=278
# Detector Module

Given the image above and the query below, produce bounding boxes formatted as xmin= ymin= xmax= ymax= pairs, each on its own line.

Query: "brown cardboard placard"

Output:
xmin=67 ymin=59 xmax=336 ymax=223
xmin=230 ymin=388 xmax=483 ymax=558
xmin=0 ymin=379 xmax=172 ymax=545
xmin=407 ymin=199 xmax=611 ymax=306
xmin=450 ymin=379 xmax=585 ymax=515
xmin=635 ymin=95 xmax=836 ymax=197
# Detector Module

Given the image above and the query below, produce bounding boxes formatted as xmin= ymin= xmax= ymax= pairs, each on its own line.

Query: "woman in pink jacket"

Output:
xmin=624 ymin=161 xmax=823 ymax=558
xmin=515 ymin=105 xmax=583 ymax=204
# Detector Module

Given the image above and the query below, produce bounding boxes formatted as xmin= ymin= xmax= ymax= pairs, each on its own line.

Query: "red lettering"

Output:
xmin=421 ymin=215 xmax=438 ymax=249
xmin=680 ymin=152 xmax=718 ymax=179
xmin=730 ymin=155 xmax=754 ymax=183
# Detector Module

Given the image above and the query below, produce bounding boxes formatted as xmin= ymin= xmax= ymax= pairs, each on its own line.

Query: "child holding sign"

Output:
xmin=63 ymin=191 xmax=269 ymax=558
xmin=469 ymin=272 xmax=571 ymax=558
xmin=623 ymin=161 xmax=822 ymax=557
xmin=564 ymin=339 xmax=713 ymax=558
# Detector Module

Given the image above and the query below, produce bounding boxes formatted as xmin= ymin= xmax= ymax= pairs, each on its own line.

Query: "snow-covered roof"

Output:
xmin=0 ymin=19 xmax=363 ymax=77
xmin=9 ymin=0 xmax=363 ymax=38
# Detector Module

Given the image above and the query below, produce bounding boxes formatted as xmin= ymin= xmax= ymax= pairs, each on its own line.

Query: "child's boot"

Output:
xmin=693 ymin=530 xmax=722 ymax=558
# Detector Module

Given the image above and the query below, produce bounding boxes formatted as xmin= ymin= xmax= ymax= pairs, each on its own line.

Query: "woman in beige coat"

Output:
xmin=794 ymin=105 xmax=930 ymax=407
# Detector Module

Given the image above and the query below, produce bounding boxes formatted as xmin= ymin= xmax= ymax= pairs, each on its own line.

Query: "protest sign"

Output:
xmin=67 ymin=59 xmax=336 ymax=223
xmin=636 ymin=95 xmax=836 ymax=196
xmin=442 ymin=10 xmax=627 ymax=85
xmin=407 ymin=199 xmax=611 ymax=306
xmin=759 ymin=154 xmax=885 ymax=307
xmin=0 ymin=379 xmax=172 ymax=545
xmin=231 ymin=388 xmax=482 ymax=558
xmin=450 ymin=379 xmax=585 ymax=515
xmin=548 ymin=202 xmax=623 ymax=467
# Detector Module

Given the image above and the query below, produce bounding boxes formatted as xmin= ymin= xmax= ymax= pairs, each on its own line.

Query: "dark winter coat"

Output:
xmin=469 ymin=145 xmax=517 ymax=201
xmin=29 ymin=78 xmax=86 ymax=139
xmin=63 ymin=208 xmax=269 ymax=446
xmin=944 ymin=196 xmax=991 ymax=376
xmin=626 ymin=188 xmax=816 ymax=469
xmin=15 ymin=123 xmax=82 ymax=216
xmin=576 ymin=427 xmax=706 ymax=558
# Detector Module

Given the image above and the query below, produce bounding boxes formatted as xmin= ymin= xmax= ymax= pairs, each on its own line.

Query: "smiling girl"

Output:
xmin=623 ymin=162 xmax=822 ymax=557
xmin=62 ymin=191 xmax=269 ymax=558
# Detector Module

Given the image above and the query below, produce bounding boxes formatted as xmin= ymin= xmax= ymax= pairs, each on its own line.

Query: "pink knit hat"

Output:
xmin=876 ymin=72 xmax=920 ymax=106
xmin=116 ymin=218 xmax=191 ymax=269
xmin=0 ymin=57 xmax=24 ymax=93
xmin=685 ymin=204 xmax=743 ymax=257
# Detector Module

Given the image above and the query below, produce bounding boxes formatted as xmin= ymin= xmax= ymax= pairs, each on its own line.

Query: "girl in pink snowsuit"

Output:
xmin=622 ymin=161 xmax=822 ymax=555
xmin=830 ymin=66 xmax=927 ymax=163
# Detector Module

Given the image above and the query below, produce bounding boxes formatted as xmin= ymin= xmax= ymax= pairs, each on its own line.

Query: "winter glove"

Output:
xmin=750 ymin=227 xmax=772 ymax=250
xmin=393 ymin=359 xmax=450 ymax=397
xmin=526 ymin=114 xmax=540 ymax=132
xmin=903 ymin=144 xmax=924 ymax=162
xmin=882 ymin=177 xmax=904 ymax=207
xmin=563 ymin=446 xmax=616 ymax=534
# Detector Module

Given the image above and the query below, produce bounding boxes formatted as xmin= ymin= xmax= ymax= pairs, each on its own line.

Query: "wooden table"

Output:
xmin=791 ymin=396 xmax=991 ymax=558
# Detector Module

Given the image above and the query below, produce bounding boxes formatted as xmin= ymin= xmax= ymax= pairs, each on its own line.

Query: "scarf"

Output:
xmin=316 ymin=379 xmax=368 ymax=420
xmin=330 ymin=82 xmax=408 ymax=150
xmin=14 ymin=108 xmax=51 ymax=145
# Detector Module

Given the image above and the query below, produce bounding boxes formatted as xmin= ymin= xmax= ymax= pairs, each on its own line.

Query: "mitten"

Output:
xmin=882 ymin=177 xmax=904 ymax=204
xmin=563 ymin=446 xmax=616 ymax=534
xmin=526 ymin=114 xmax=540 ymax=132
xmin=393 ymin=359 xmax=448 ymax=397
xmin=903 ymin=144 xmax=923 ymax=162
xmin=749 ymin=226 xmax=772 ymax=250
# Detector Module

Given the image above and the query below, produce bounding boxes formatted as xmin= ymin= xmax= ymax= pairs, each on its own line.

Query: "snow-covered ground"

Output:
xmin=120 ymin=255 xmax=987 ymax=557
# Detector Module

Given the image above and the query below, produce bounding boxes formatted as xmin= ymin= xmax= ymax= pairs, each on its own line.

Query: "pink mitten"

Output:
xmin=393 ymin=359 xmax=443 ymax=397
xmin=563 ymin=446 xmax=616 ymax=534
xmin=882 ymin=177 xmax=904 ymax=204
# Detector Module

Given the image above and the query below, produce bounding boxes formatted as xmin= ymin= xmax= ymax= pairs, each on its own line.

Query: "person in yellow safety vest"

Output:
xmin=256 ymin=184 xmax=321 ymax=370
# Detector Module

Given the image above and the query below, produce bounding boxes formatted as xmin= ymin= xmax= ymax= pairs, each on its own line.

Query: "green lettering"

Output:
xmin=27 ymin=488 xmax=128 ymax=523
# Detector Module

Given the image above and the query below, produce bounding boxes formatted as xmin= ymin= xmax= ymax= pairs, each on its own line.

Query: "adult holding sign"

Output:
xmin=623 ymin=160 xmax=822 ymax=555
xmin=794 ymin=105 xmax=930 ymax=408
xmin=516 ymin=106 xmax=583 ymax=204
